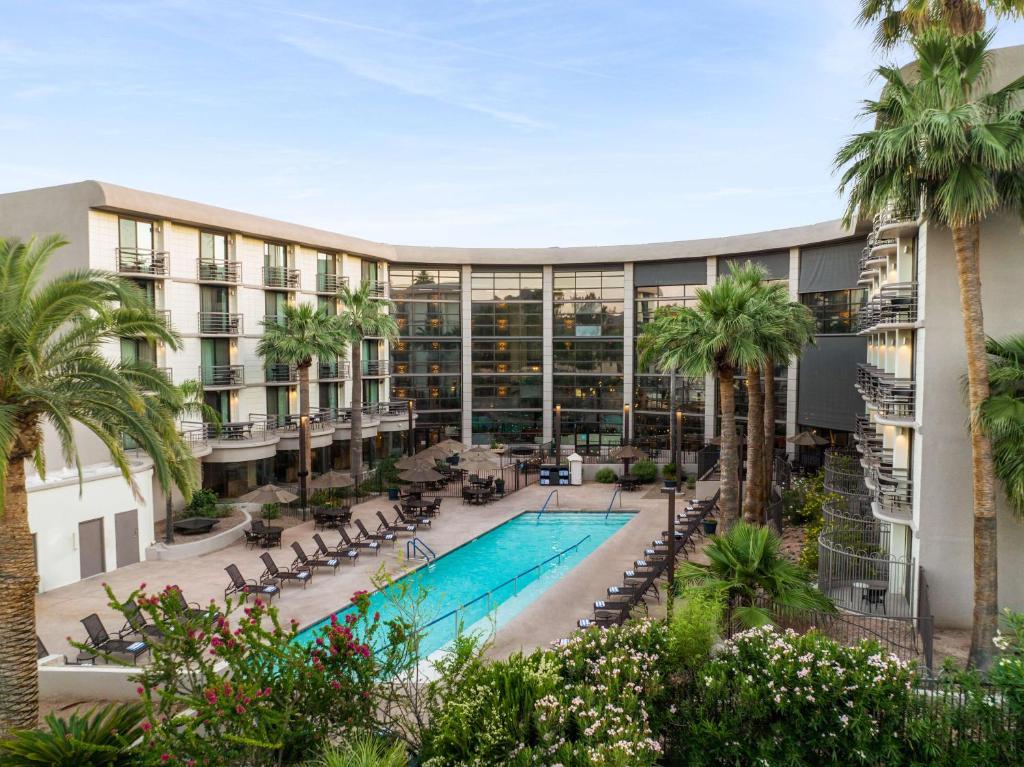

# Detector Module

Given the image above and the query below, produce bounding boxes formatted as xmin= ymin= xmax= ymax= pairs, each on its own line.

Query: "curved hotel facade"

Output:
xmin=4 ymin=46 xmax=1024 ymax=626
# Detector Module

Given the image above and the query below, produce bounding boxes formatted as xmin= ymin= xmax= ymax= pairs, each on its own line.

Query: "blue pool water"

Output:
xmin=295 ymin=511 xmax=634 ymax=658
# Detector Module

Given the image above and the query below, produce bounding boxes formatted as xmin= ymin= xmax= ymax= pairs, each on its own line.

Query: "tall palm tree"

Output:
xmin=677 ymin=522 xmax=835 ymax=629
xmin=638 ymin=273 xmax=767 ymax=529
xmin=257 ymin=304 xmax=348 ymax=509
xmin=335 ymin=282 xmax=399 ymax=483
xmin=162 ymin=379 xmax=220 ymax=544
xmin=836 ymin=28 xmax=1024 ymax=668
xmin=858 ymin=1 xmax=1024 ymax=49
xmin=980 ymin=335 xmax=1024 ymax=516
xmin=0 ymin=235 xmax=193 ymax=734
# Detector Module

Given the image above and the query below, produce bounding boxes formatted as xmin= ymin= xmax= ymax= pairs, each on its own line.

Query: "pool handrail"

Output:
xmin=604 ymin=488 xmax=624 ymax=520
xmin=535 ymin=489 xmax=560 ymax=519
xmin=406 ymin=537 xmax=437 ymax=562
xmin=419 ymin=533 xmax=592 ymax=633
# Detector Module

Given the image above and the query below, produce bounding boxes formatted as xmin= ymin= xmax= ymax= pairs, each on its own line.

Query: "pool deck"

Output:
xmin=36 ymin=481 xmax=700 ymax=715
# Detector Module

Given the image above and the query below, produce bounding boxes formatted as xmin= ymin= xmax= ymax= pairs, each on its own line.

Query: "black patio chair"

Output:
xmin=224 ymin=563 xmax=280 ymax=603
xmin=337 ymin=527 xmax=381 ymax=555
xmin=80 ymin=614 xmax=149 ymax=665
xmin=118 ymin=601 xmax=164 ymax=642
xmin=259 ymin=552 xmax=312 ymax=589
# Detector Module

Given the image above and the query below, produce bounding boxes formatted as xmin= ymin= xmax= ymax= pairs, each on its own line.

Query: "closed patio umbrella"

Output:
xmin=308 ymin=470 xmax=354 ymax=490
xmin=237 ymin=484 xmax=299 ymax=505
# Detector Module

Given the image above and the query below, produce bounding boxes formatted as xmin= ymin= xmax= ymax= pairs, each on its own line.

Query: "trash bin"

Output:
xmin=568 ymin=453 xmax=584 ymax=486
xmin=387 ymin=487 xmax=400 ymax=501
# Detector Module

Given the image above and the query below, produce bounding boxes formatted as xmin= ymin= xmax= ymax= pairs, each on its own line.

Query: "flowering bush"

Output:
xmin=89 ymin=584 xmax=388 ymax=767
xmin=668 ymin=625 xmax=917 ymax=766
xmin=420 ymin=620 xmax=668 ymax=766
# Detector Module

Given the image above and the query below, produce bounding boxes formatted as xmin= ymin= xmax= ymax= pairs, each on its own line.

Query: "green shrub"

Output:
xmin=783 ymin=470 xmax=839 ymax=525
xmin=662 ymin=463 xmax=677 ymax=480
xmin=630 ymin=459 xmax=657 ymax=482
xmin=667 ymin=593 xmax=723 ymax=669
xmin=686 ymin=475 xmax=697 ymax=490
xmin=0 ymin=703 xmax=144 ymax=766
xmin=261 ymin=502 xmax=281 ymax=520
xmin=182 ymin=487 xmax=218 ymax=518
xmin=594 ymin=467 xmax=617 ymax=483
xmin=312 ymin=735 xmax=407 ymax=767
xmin=992 ymin=608 xmax=1024 ymax=716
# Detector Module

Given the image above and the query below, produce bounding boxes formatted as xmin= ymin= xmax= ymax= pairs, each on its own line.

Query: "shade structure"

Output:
xmin=460 ymin=445 xmax=494 ymax=457
xmin=417 ymin=444 xmax=455 ymax=461
xmin=308 ymin=470 xmax=355 ymax=490
xmin=396 ymin=454 xmax=434 ymax=470
xmin=610 ymin=445 xmax=648 ymax=461
xmin=398 ymin=466 xmax=444 ymax=484
xmin=788 ymin=430 xmax=829 ymax=447
xmin=433 ymin=438 xmax=467 ymax=455
xmin=458 ymin=453 xmax=500 ymax=474
xmin=237 ymin=484 xmax=299 ymax=505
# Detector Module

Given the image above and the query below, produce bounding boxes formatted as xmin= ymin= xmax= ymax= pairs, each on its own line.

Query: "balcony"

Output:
xmin=316 ymin=273 xmax=348 ymax=294
xmin=362 ymin=359 xmax=390 ymax=376
xmin=198 ymin=312 xmax=243 ymax=335
xmin=200 ymin=364 xmax=244 ymax=389
xmin=197 ymin=259 xmax=241 ymax=284
xmin=116 ymin=247 xmax=169 ymax=277
xmin=263 ymin=265 xmax=300 ymax=290
xmin=366 ymin=279 xmax=389 ymax=298
xmin=264 ymin=363 xmax=297 ymax=384
xmin=823 ymin=449 xmax=869 ymax=497
xmin=856 ymin=364 xmax=916 ymax=422
xmin=317 ymin=359 xmax=351 ymax=381
xmin=123 ymin=309 xmax=171 ymax=335
xmin=873 ymin=464 xmax=913 ymax=522
xmin=178 ymin=423 xmax=209 ymax=451
xmin=874 ymin=204 xmax=919 ymax=239
xmin=857 ymin=282 xmax=918 ymax=332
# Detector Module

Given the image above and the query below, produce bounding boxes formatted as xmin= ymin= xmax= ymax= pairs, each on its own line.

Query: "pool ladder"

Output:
xmin=604 ymin=488 xmax=624 ymax=520
xmin=406 ymin=537 xmax=437 ymax=562
xmin=536 ymin=489 xmax=560 ymax=520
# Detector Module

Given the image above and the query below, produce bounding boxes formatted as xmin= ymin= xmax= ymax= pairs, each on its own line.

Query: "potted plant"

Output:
xmin=702 ymin=515 xmax=718 ymax=536
xmin=387 ymin=485 xmax=401 ymax=501
xmin=662 ymin=463 xmax=677 ymax=489
xmin=686 ymin=475 xmax=697 ymax=491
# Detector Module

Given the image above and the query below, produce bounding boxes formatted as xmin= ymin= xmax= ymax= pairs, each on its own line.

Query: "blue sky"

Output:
xmin=4 ymin=1 xmax=1024 ymax=247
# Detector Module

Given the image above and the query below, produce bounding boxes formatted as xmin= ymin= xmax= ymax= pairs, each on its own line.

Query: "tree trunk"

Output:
xmin=0 ymin=455 xmax=41 ymax=735
xmin=743 ymin=366 xmax=765 ymax=524
xmin=763 ymin=356 xmax=776 ymax=502
xmin=718 ymin=366 xmax=740 ymax=529
xmin=298 ymin=362 xmax=311 ymax=512
xmin=350 ymin=340 xmax=363 ymax=483
xmin=952 ymin=223 xmax=998 ymax=670
xmin=165 ymin=493 xmax=174 ymax=545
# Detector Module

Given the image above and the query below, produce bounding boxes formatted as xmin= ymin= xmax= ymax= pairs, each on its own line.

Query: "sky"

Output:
xmin=4 ymin=1 xmax=1024 ymax=248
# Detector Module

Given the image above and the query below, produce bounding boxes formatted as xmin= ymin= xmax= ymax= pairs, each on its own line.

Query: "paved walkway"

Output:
xmin=36 ymin=482 xmax=687 ymax=662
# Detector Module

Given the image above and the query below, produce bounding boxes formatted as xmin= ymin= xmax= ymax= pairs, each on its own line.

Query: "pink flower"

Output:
xmin=136 ymin=686 xmax=144 ymax=696
xmin=330 ymin=680 xmax=341 ymax=690
xmin=235 ymin=704 xmax=245 ymax=714
xmin=160 ymin=755 xmax=170 ymax=763
xmin=141 ymin=722 xmax=152 ymax=732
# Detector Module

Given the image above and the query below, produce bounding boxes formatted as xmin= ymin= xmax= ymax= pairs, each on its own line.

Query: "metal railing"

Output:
xmin=317 ymin=359 xmax=351 ymax=380
xmin=823 ymin=449 xmax=868 ymax=497
xmin=856 ymin=364 xmax=915 ymax=421
xmin=198 ymin=312 xmax=243 ymax=335
xmin=179 ymin=424 xmax=208 ymax=449
xmin=857 ymin=281 xmax=918 ymax=332
xmin=264 ymin=363 xmax=297 ymax=384
xmin=197 ymin=259 xmax=241 ymax=283
xmin=874 ymin=204 xmax=918 ymax=231
xmin=316 ymin=273 xmax=348 ymax=293
xmin=406 ymin=537 xmax=436 ymax=561
xmin=536 ymin=489 xmax=560 ymax=519
xmin=366 ymin=279 xmax=389 ymax=298
xmin=116 ymin=247 xmax=168 ymax=276
xmin=200 ymin=364 xmax=244 ymax=388
xmin=263 ymin=265 xmax=300 ymax=289
xmin=363 ymin=359 xmax=390 ymax=376
xmin=182 ymin=418 xmax=277 ymax=443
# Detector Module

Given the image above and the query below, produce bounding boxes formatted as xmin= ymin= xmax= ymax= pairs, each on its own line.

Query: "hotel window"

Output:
xmin=471 ymin=377 xmax=543 ymax=410
xmin=200 ymin=231 xmax=228 ymax=262
xmin=553 ymin=375 xmax=624 ymax=411
xmin=264 ymin=242 xmax=287 ymax=269
xmin=552 ymin=339 xmax=624 ymax=374
xmin=801 ymin=289 xmax=865 ymax=334
xmin=392 ymin=339 xmax=461 ymax=375
xmin=471 ymin=270 xmax=543 ymax=301
xmin=635 ymin=284 xmax=701 ymax=327
xmin=118 ymin=217 xmax=154 ymax=253
xmin=471 ymin=340 xmax=542 ymax=374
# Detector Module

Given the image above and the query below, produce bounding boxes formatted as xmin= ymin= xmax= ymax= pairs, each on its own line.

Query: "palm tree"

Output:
xmin=0 ymin=235 xmax=193 ymax=734
xmin=257 ymin=304 xmax=348 ymax=510
xmin=638 ymin=273 xmax=767 ymax=529
xmin=162 ymin=379 xmax=220 ymax=545
xmin=335 ymin=282 xmax=399 ymax=483
xmin=979 ymin=335 xmax=1024 ymax=516
xmin=836 ymin=28 xmax=1024 ymax=668
xmin=677 ymin=522 xmax=835 ymax=629
xmin=858 ymin=1 xmax=1024 ymax=49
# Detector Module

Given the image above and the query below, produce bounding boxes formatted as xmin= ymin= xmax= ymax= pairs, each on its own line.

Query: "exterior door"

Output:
xmin=78 ymin=518 xmax=105 ymax=579
xmin=114 ymin=509 xmax=140 ymax=568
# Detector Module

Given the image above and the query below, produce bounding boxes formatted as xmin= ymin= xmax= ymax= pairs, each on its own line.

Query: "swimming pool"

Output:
xmin=295 ymin=511 xmax=635 ymax=658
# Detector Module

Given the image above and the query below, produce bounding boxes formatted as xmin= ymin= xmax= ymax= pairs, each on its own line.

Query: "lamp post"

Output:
xmin=554 ymin=404 xmax=562 ymax=467
xmin=407 ymin=399 xmax=415 ymax=457
xmin=298 ymin=413 xmax=309 ymax=522
xmin=670 ymin=409 xmax=684 ymax=597
xmin=623 ymin=404 xmax=631 ymax=446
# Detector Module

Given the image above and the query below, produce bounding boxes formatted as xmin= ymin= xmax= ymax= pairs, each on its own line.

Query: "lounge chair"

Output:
xmin=259 ymin=552 xmax=312 ymax=589
xmin=335 ymin=529 xmax=380 ymax=556
xmin=375 ymin=510 xmax=416 ymax=537
xmin=37 ymin=635 xmax=97 ymax=665
xmin=354 ymin=518 xmax=396 ymax=547
xmin=36 ymin=636 xmax=48 ymax=660
xmin=224 ymin=563 xmax=280 ymax=603
xmin=80 ymin=614 xmax=149 ymax=664
xmin=292 ymin=540 xmax=354 ymax=573
xmin=393 ymin=504 xmax=432 ymax=528
xmin=169 ymin=587 xmax=217 ymax=621
xmin=119 ymin=601 xmax=164 ymax=642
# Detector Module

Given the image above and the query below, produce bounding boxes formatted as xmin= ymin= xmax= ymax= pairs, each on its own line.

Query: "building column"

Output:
xmin=786 ymin=247 xmax=800 ymax=457
xmin=542 ymin=265 xmax=554 ymax=444
xmin=461 ymin=264 xmax=473 ymax=443
xmin=622 ymin=262 xmax=635 ymax=415
xmin=704 ymin=257 xmax=717 ymax=442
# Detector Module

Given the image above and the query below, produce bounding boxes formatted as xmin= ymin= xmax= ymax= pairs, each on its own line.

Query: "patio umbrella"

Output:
xmin=417 ymin=444 xmax=455 ymax=461
xmin=458 ymin=453 xmax=500 ymax=475
xmin=461 ymin=445 xmax=494 ymax=456
xmin=610 ymin=445 xmax=648 ymax=476
xmin=308 ymin=470 xmax=354 ymax=490
xmin=787 ymin=430 xmax=829 ymax=447
xmin=433 ymin=438 xmax=467 ymax=455
xmin=237 ymin=484 xmax=298 ymax=505
xmin=398 ymin=466 xmax=443 ymax=485
xmin=396 ymin=454 xmax=434 ymax=470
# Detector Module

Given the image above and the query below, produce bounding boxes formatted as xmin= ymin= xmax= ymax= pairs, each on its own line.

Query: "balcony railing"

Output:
xmin=200 ymin=364 xmax=244 ymax=388
xmin=858 ymin=282 xmax=918 ymax=332
xmin=316 ymin=273 xmax=348 ymax=293
xmin=363 ymin=359 xmax=390 ymax=376
xmin=874 ymin=204 xmax=918 ymax=231
xmin=264 ymin=363 xmax=297 ymax=384
xmin=197 ymin=259 xmax=241 ymax=283
xmin=856 ymin=364 xmax=915 ymax=421
xmin=116 ymin=247 xmax=169 ymax=277
xmin=189 ymin=418 xmax=277 ymax=443
xmin=198 ymin=312 xmax=243 ymax=335
xmin=366 ymin=279 xmax=389 ymax=298
xmin=258 ymin=407 xmax=337 ymax=432
xmin=823 ymin=449 xmax=870 ymax=498
xmin=178 ymin=423 xmax=208 ymax=449
xmin=317 ymin=359 xmax=351 ymax=380
xmin=263 ymin=265 xmax=300 ymax=290
xmin=874 ymin=465 xmax=913 ymax=521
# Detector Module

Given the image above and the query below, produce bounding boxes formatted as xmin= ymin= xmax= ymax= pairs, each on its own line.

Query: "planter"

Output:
xmin=387 ymin=487 xmax=400 ymax=501
xmin=702 ymin=519 xmax=719 ymax=535
xmin=663 ymin=480 xmax=677 ymax=489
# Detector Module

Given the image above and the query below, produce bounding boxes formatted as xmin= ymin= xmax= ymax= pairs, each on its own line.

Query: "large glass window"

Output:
xmin=801 ymin=289 xmax=865 ymax=334
xmin=389 ymin=268 xmax=461 ymax=300
xmin=391 ymin=376 xmax=462 ymax=411
xmin=553 ymin=270 xmax=624 ymax=301
xmin=552 ymin=339 xmax=623 ymax=374
xmin=472 ymin=412 xmax=542 ymax=444
xmin=264 ymin=242 xmax=287 ymax=268
xmin=119 ymin=217 xmax=154 ymax=252
xmin=200 ymin=231 xmax=227 ymax=262
xmin=471 ymin=340 xmax=542 ymax=374
xmin=559 ymin=412 xmax=623 ymax=453
xmin=393 ymin=301 xmax=461 ymax=336
xmin=471 ymin=271 xmax=543 ymax=301
xmin=553 ymin=375 xmax=623 ymax=411
xmin=392 ymin=340 xmax=461 ymax=375
xmin=471 ymin=302 xmax=543 ymax=336
xmin=635 ymin=283 xmax=702 ymax=327
xmin=472 ymin=377 xmax=542 ymax=410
